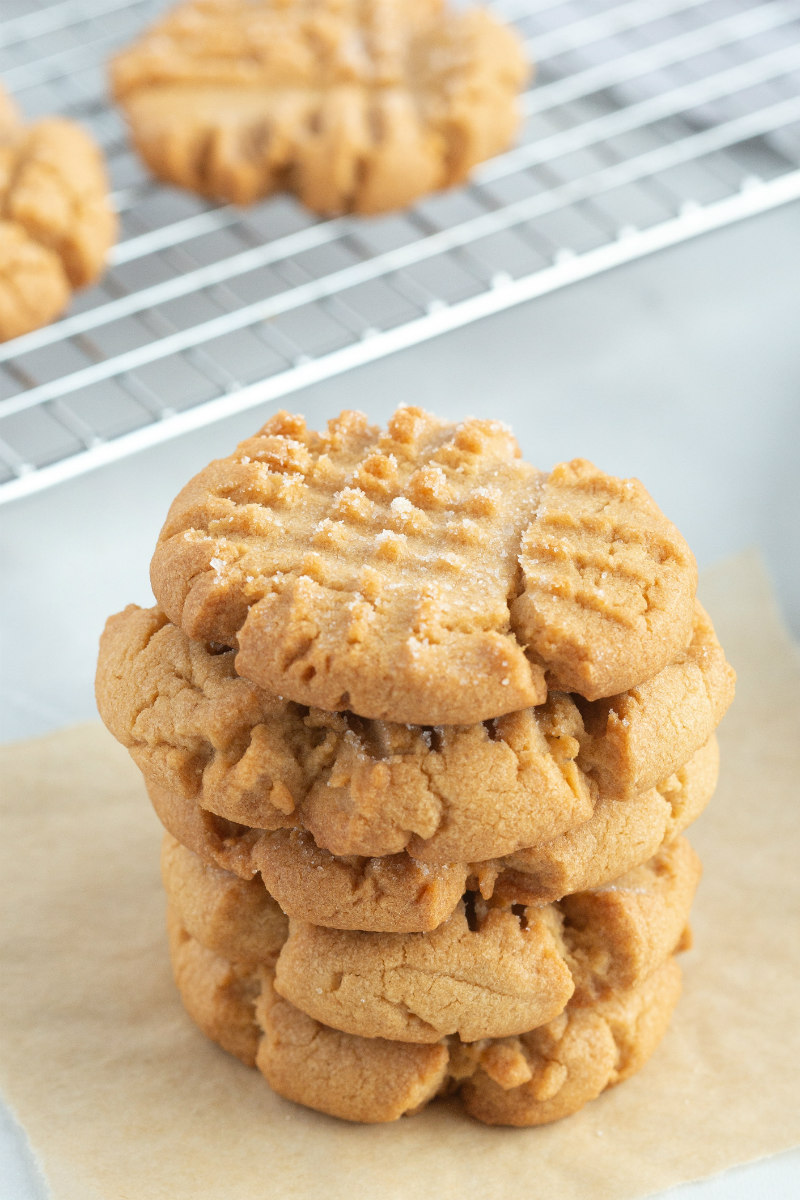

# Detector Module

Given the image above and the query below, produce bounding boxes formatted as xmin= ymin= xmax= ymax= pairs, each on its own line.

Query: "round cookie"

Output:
xmin=167 ymin=916 xmax=683 ymax=1125
xmin=0 ymin=85 xmax=116 ymax=341
xmin=149 ymin=409 xmax=698 ymax=723
xmin=271 ymin=838 xmax=698 ymax=1042
xmin=147 ymin=736 xmax=716 ymax=931
xmin=110 ymin=0 xmax=528 ymax=214
xmin=165 ymin=833 xmax=698 ymax=1044
xmin=96 ymin=602 xmax=731 ymax=864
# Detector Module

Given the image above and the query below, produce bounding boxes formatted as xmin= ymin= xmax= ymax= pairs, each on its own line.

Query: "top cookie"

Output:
xmin=150 ymin=408 xmax=697 ymax=724
xmin=110 ymin=0 xmax=528 ymax=213
xmin=0 ymin=85 xmax=116 ymax=341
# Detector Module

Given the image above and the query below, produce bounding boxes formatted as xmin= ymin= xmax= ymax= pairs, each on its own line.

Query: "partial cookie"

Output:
xmin=98 ymin=599 xmax=730 ymax=864
xmin=111 ymin=0 xmax=528 ymax=214
xmin=257 ymin=967 xmax=450 ymax=1122
xmin=167 ymin=916 xmax=682 ymax=1125
xmin=165 ymin=833 xmax=698 ymax=1043
xmin=167 ymin=907 xmax=261 ymax=1064
xmin=148 ymin=736 xmax=715 ymax=930
xmin=279 ymin=902 xmax=573 ymax=1045
xmin=160 ymin=812 xmax=468 ymax=933
xmin=495 ymin=734 xmax=718 ymax=905
xmin=239 ymin=827 xmax=469 ymax=934
xmin=161 ymin=834 xmax=288 ymax=963
xmin=149 ymin=409 xmax=698 ymax=722
xmin=577 ymin=606 xmax=734 ymax=800
xmin=458 ymin=955 xmax=682 ymax=1126
xmin=272 ymin=839 xmax=698 ymax=1041
xmin=0 ymin=84 xmax=116 ymax=340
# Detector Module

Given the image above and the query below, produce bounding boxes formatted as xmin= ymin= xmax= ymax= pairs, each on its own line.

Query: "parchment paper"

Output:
xmin=1 ymin=551 xmax=799 ymax=1200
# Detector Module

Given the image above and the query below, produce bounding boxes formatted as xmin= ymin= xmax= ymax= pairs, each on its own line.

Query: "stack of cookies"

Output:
xmin=96 ymin=407 xmax=734 ymax=1125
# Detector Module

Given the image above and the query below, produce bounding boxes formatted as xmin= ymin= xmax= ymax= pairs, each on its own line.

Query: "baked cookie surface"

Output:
xmin=149 ymin=408 xmax=699 ymax=724
xmin=270 ymin=837 xmax=698 ymax=1042
xmin=168 ymin=909 xmax=683 ymax=1125
xmin=110 ymin=0 xmax=528 ymax=214
xmin=0 ymin=85 xmax=116 ymax=341
xmin=97 ymin=595 xmax=731 ymax=863
xmin=164 ymin=833 xmax=698 ymax=1044
xmin=148 ymin=735 xmax=715 ymax=930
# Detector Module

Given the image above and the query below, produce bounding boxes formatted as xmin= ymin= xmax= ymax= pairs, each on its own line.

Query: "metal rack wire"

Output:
xmin=1 ymin=0 xmax=799 ymax=504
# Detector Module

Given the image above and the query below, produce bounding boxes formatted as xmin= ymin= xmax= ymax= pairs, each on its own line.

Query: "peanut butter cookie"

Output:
xmin=0 ymin=85 xmax=116 ymax=340
xmin=149 ymin=409 xmax=699 ymax=723
xmin=111 ymin=0 xmax=528 ymax=214
xmin=164 ymin=833 xmax=698 ymax=1043
xmin=97 ymin=598 xmax=731 ymax=864
xmin=161 ymin=834 xmax=288 ymax=963
xmin=149 ymin=736 xmax=715 ymax=931
xmin=167 ymin=911 xmax=683 ymax=1124
xmin=271 ymin=838 xmax=698 ymax=1042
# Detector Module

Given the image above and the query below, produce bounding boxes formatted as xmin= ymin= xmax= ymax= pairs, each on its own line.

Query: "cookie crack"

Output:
xmin=415 ymin=756 xmax=449 ymax=841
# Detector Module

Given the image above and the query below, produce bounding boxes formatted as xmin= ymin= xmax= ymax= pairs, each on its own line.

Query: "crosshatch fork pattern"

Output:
xmin=1 ymin=0 xmax=800 ymax=502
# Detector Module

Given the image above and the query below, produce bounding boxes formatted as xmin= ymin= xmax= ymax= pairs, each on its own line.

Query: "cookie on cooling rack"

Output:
xmin=146 ymin=734 xmax=715 ymax=931
xmin=148 ymin=408 xmax=699 ymax=724
xmin=110 ymin=0 xmax=528 ymax=214
xmin=163 ymin=832 xmax=698 ymax=1044
xmin=96 ymin=599 xmax=732 ymax=864
xmin=0 ymin=84 xmax=116 ymax=342
xmin=167 ymin=894 xmax=684 ymax=1125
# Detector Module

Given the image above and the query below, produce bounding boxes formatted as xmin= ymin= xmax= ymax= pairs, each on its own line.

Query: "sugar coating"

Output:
xmin=0 ymin=85 xmax=116 ymax=340
xmin=110 ymin=0 xmax=529 ymax=214
xmin=149 ymin=407 xmax=700 ymax=725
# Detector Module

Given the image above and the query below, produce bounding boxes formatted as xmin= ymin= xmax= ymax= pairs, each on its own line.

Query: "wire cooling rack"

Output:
xmin=1 ymin=0 xmax=799 ymax=504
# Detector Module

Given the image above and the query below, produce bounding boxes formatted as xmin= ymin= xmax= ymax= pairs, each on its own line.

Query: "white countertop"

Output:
xmin=1 ymin=201 xmax=799 ymax=1198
